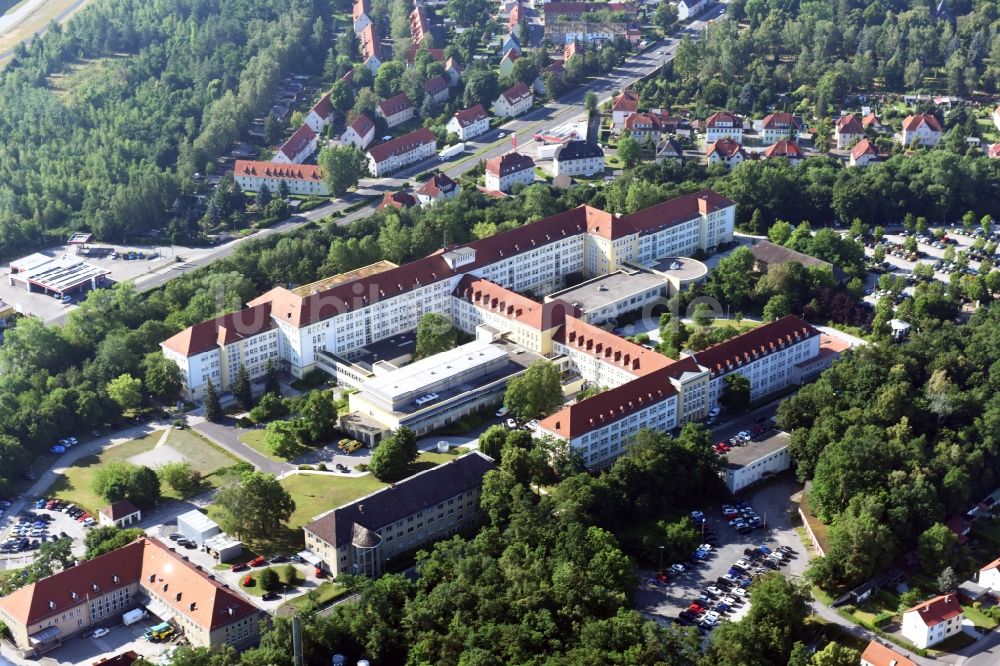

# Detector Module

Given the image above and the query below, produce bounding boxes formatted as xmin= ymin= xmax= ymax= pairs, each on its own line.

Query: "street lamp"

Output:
xmin=658 ymin=545 xmax=664 ymax=573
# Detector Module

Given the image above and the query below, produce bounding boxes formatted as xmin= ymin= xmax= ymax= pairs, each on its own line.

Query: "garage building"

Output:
xmin=176 ymin=509 xmax=220 ymax=546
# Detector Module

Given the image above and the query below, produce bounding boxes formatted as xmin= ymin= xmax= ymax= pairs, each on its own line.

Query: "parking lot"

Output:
xmin=39 ymin=611 xmax=178 ymax=666
xmin=635 ymin=477 xmax=807 ymax=629
xmin=0 ymin=501 xmax=89 ymax=567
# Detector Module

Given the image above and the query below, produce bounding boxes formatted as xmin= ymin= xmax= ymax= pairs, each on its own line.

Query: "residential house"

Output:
xmin=341 ymin=114 xmax=375 ymax=150
xmin=655 ymin=137 xmax=683 ymax=164
xmin=352 ymin=0 xmax=371 ymax=35
xmin=303 ymin=452 xmax=496 ymax=577
xmin=509 ymin=1 xmax=523 ymax=37
xmin=305 ymin=93 xmax=335 ymax=135
xmin=360 ymin=24 xmax=382 ymax=74
xmin=901 ymin=594 xmax=963 ymax=648
xmin=553 ymin=140 xmax=605 ymax=177
xmin=834 ymin=114 xmax=864 ymax=149
xmin=759 ymin=112 xmax=801 ymax=144
xmin=501 ymin=33 xmax=521 ymax=56
xmin=444 ymin=57 xmax=463 ymax=86
xmin=978 ymin=555 xmax=1000 ymax=591
xmin=0 ymin=538 xmax=263 ymax=656
xmin=447 ymin=105 xmax=490 ymax=141
xmin=704 ymin=111 xmax=743 ymax=144
xmin=564 ymin=40 xmax=581 ymax=61
xmin=849 ymin=138 xmax=879 ymax=167
xmin=377 ymin=93 xmax=415 ymax=128
xmin=706 ymin=138 xmax=745 ymax=169
xmin=860 ymin=641 xmax=916 ymax=666
xmin=234 ymin=161 xmax=330 ymax=197
xmin=273 ymin=124 xmax=318 ymax=164
xmin=366 ymin=127 xmax=437 ymax=177
xmin=612 ymin=90 xmax=639 ymax=130
xmin=416 ymin=172 xmax=461 ymax=206
xmin=378 ymin=190 xmax=417 ymax=211
xmin=862 ymin=112 xmax=888 ymax=133
xmin=423 ymin=76 xmax=450 ymax=105
xmin=98 ymin=501 xmax=141 ymax=528
xmin=499 ymin=49 xmax=520 ymax=78
xmin=405 ymin=45 xmax=445 ymax=67
xmin=493 ymin=82 xmax=533 ymax=118
xmin=410 ymin=4 xmax=429 ymax=45
xmin=946 ymin=514 xmax=972 ymax=545
xmin=988 ymin=143 xmax=1000 ymax=159
xmin=533 ymin=61 xmax=565 ymax=95
xmin=901 ymin=114 xmax=942 ymax=147
xmin=624 ymin=112 xmax=668 ymax=144
xmin=763 ymin=139 xmax=804 ymax=164
xmin=485 ymin=152 xmax=536 ymax=192
xmin=993 ymin=105 xmax=1000 ymax=133
xmin=677 ymin=0 xmax=708 ymax=20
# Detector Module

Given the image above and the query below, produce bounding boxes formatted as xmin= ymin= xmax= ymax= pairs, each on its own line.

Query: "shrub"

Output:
xmin=280 ymin=563 xmax=302 ymax=586
xmin=236 ymin=416 xmax=254 ymax=428
xmin=298 ymin=464 xmax=314 ymax=470
xmin=172 ymin=419 xmax=186 ymax=429
xmin=316 ymin=463 xmax=327 ymax=471
xmin=874 ymin=611 xmax=893 ymax=627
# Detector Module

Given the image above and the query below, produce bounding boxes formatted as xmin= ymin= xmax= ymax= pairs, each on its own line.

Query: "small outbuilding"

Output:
xmin=98 ymin=501 xmax=142 ymax=528
xmin=204 ymin=532 xmax=243 ymax=562
xmin=176 ymin=509 xmax=221 ymax=546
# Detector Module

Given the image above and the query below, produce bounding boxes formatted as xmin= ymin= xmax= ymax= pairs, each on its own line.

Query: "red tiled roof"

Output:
xmin=763 ymin=139 xmax=803 ymax=159
xmin=352 ymin=0 xmax=370 ymax=20
xmin=361 ymin=24 xmax=381 ymax=61
xmin=860 ymin=641 xmax=916 ymax=666
xmin=367 ymin=127 xmax=435 ymax=164
xmin=445 ymin=56 xmax=463 ymax=74
xmin=564 ymin=40 xmax=580 ymax=61
xmin=836 ymin=114 xmax=863 ymax=135
xmin=902 ymin=114 xmax=942 ymax=132
xmin=500 ymin=81 xmax=532 ymax=105
xmin=761 ymin=111 xmax=801 ymax=130
xmin=278 ymin=124 xmax=316 ymax=160
xmin=617 ymin=189 xmax=733 ymax=240
xmin=452 ymin=104 xmax=488 ymax=128
xmin=706 ymin=137 xmax=744 ymax=159
xmin=502 ymin=49 xmax=519 ymax=64
xmin=406 ymin=45 xmax=445 ymax=65
xmin=453 ymin=276 xmax=549 ymax=326
xmin=851 ymin=138 xmax=878 ymax=160
xmin=612 ymin=90 xmax=639 ymax=113
xmin=705 ymin=111 xmax=741 ymax=128
xmin=946 ymin=514 xmax=971 ymax=544
xmin=509 ymin=2 xmax=521 ymax=25
xmin=417 ymin=172 xmax=459 ymax=197
xmin=905 ymin=594 xmax=962 ymax=627
xmin=100 ymin=501 xmax=139 ymax=520
xmin=378 ymin=93 xmax=413 ymax=117
xmin=378 ymin=190 xmax=417 ymax=210
xmin=310 ymin=92 xmax=334 ymax=121
xmin=235 ymin=160 xmax=324 ymax=182
xmin=423 ymin=76 xmax=449 ymax=96
xmin=989 ymin=143 xmax=1000 ymax=159
xmin=545 ymin=60 xmax=565 ymax=75
xmin=485 ymin=151 xmax=535 ymax=176
xmin=980 ymin=555 xmax=1000 ymax=573
xmin=555 ymin=316 xmax=673 ymax=376
xmin=162 ymin=302 xmax=274 ymax=357
xmin=340 ymin=68 xmax=355 ymax=85
xmin=346 ymin=113 xmax=374 ymax=138
xmin=410 ymin=5 xmax=429 ymax=43
xmin=862 ymin=112 xmax=883 ymax=128
xmin=693 ymin=315 xmax=818 ymax=377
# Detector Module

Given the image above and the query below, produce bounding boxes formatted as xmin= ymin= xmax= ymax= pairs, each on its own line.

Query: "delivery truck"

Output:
xmin=123 ymin=608 xmax=148 ymax=626
xmin=439 ymin=143 xmax=465 ymax=160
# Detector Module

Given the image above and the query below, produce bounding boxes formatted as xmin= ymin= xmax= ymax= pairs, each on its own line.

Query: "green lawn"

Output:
xmin=284 ymin=581 xmax=347 ymax=612
xmin=239 ymin=563 xmax=303 ymax=597
xmin=279 ymin=473 xmax=387 ymax=528
xmin=240 ymin=429 xmax=314 ymax=463
xmin=962 ymin=603 xmax=999 ymax=630
xmin=47 ymin=428 xmax=239 ymax=513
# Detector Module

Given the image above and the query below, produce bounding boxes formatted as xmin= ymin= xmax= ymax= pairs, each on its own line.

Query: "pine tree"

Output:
xmin=204 ymin=381 xmax=222 ymax=423
xmin=233 ymin=363 xmax=253 ymax=411
xmin=264 ymin=360 xmax=281 ymax=396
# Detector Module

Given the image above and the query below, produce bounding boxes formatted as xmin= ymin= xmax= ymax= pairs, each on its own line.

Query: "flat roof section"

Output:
xmin=350 ymin=332 xmax=416 ymax=372
xmin=363 ymin=340 xmax=508 ymax=403
xmin=644 ymin=256 xmax=708 ymax=282
xmin=724 ymin=431 xmax=790 ymax=469
xmin=547 ymin=270 xmax=667 ymax=313
xmin=11 ymin=255 xmax=111 ymax=294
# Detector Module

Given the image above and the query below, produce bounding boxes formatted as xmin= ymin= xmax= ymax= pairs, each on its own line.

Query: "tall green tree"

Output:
xmin=204 ymin=382 xmax=222 ymax=422
xmin=233 ymin=363 xmax=253 ymax=411
xmin=215 ymin=472 xmax=295 ymax=543
xmin=318 ymin=145 xmax=368 ymax=196
xmin=414 ymin=313 xmax=458 ymax=359
xmin=503 ymin=360 xmax=563 ymax=421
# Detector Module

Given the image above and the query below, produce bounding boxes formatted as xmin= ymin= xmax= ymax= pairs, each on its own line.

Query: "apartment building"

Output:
xmin=377 ymin=93 xmax=415 ymax=128
xmin=901 ymin=594 xmax=963 ymax=648
xmin=706 ymin=138 xmax=745 ymax=169
xmin=860 ymin=641 xmax=916 ymax=666
xmin=902 ymin=114 xmax=942 ymax=147
xmin=0 ymin=539 xmax=262 ymax=657
xmin=759 ymin=112 xmax=801 ymax=144
xmin=304 ymin=452 xmax=496 ymax=577
xmin=163 ymin=191 xmax=735 ymax=396
xmin=554 ymin=140 xmax=605 ymax=177
xmin=273 ymin=124 xmax=318 ymax=164
xmin=360 ymin=23 xmax=382 ymax=73
xmin=678 ymin=0 xmax=708 ymax=20
xmin=352 ymin=0 xmax=371 ymax=34
xmin=423 ymin=76 xmax=450 ymax=104
xmin=447 ymin=105 xmax=490 ymax=141
xmin=493 ymin=82 xmax=533 ymax=117
xmin=305 ymin=93 xmax=335 ymax=134
xmin=834 ymin=113 xmax=864 ymax=149
xmin=234 ymin=161 xmax=330 ymax=196
xmin=341 ymin=114 xmax=375 ymax=150
xmin=366 ymin=127 xmax=436 ymax=177
xmin=484 ymin=151 xmax=535 ymax=192
xmin=704 ymin=111 xmax=743 ymax=144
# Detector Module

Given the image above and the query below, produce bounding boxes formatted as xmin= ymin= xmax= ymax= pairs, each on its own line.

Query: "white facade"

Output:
xmin=378 ymin=102 xmax=414 ymax=128
xmin=272 ymin=130 xmax=318 ymax=165
xmin=367 ymin=135 xmax=437 ymax=177
xmin=902 ymin=121 xmax=942 ymax=147
xmin=568 ymin=394 xmax=679 ymax=468
xmin=234 ymin=166 xmax=330 ymax=196
xmin=704 ymin=115 xmax=743 ymax=144
xmin=554 ymin=146 xmax=605 ymax=177
xmin=706 ymin=144 xmax=744 ymax=169
xmin=724 ymin=441 xmax=790 ymax=494
xmin=901 ymin=599 xmax=963 ymax=649
xmin=485 ymin=163 xmax=534 ymax=192
xmin=446 ymin=113 xmax=489 ymax=141
xmin=677 ymin=0 xmax=708 ymax=20
xmin=493 ymin=87 xmax=533 ymax=117
xmin=341 ymin=120 xmax=375 ymax=150
xmin=705 ymin=332 xmax=820 ymax=406
xmin=162 ymin=328 xmax=279 ymax=400
xmin=979 ymin=562 xmax=1000 ymax=591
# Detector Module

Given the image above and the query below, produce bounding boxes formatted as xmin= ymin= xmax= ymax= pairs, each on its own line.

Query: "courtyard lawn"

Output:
xmin=962 ymin=603 xmax=999 ymax=630
xmin=239 ymin=563 xmax=304 ymax=597
xmin=47 ymin=428 xmax=239 ymax=513
xmin=239 ymin=428 xmax=312 ymax=463
xmin=280 ymin=473 xmax=387 ymax=528
xmin=284 ymin=581 xmax=347 ymax=612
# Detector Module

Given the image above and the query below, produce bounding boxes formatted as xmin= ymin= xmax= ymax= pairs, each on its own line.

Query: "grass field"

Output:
xmin=239 ymin=428 xmax=312 ymax=463
xmin=47 ymin=428 xmax=239 ymax=513
xmin=238 ymin=563 xmax=302 ymax=597
xmin=284 ymin=581 xmax=346 ymax=611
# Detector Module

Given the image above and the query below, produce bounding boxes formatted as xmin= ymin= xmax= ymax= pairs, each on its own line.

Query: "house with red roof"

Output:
xmin=533 ymin=60 xmax=565 ymax=95
xmin=763 ymin=139 xmax=804 ymax=165
xmin=988 ymin=143 xmax=1000 ymax=159
xmin=901 ymin=114 xmax=942 ymax=147
xmin=423 ymin=76 xmax=450 ymax=104
xmin=993 ymin=105 xmax=1000 ymax=133
xmin=485 ymin=152 xmax=535 ymax=192
xmin=901 ymin=594 xmax=963 ymax=648
xmin=410 ymin=4 xmax=429 ymax=44
xmin=834 ymin=114 xmax=864 ymax=149
xmin=444 ymin=56 xmax=463 ymax=86
xmin=378 ymin=190 xmax=417 ymax=211
xmin=377 ymin=93 xmax=415 ymax=128
xmin=862 ymin=112 xmax=888 ymax=132
xmin=509 ymin=1 xmax=523 ymax=37
xmin=612 ymin=90 xmax=639 ymax=129
xmin=447 ymin=104 xmax=490 ymax=140
xmin=405 ymin=44 xmax=445 ymax=67
xmin=493 ymin=82 xmax=533 ymax=118
xmin=499 ymin=49 xmax=520 ymax=78
xmin=305 ymin=92 xmax=335 ymax=134
xmin=706 ymin=138 xmax=745 ymax=169
xmin=759 ymin=111 xmax=801 ymax=144
xmin=234 ymin=160 xmax=329 ymax=196
xmin=98 ymin=501 xmax=141 ymax=528
xmin=273 ymin=124 xmax=318 ymax=164
xmin=366 ymin=127 xmax=436 ymax=177
xmin=352 ymin=0 xmax=371 ymax=35
xmin=704 ymin=111 xmax=743 ymax=144
xmin=341 ymin=113 xmax=375 ymax=150
xmin=860 ymin=640 xmax=916 ymax=666
xmin=360 ymin=23 xmax=382 ymax=74
xmin=849 ymin=138 xmax=879 ymax=167
xmin=978 ymin=555 xmax=1000 ymax=593
xmin=416 ymin=172 xmax=461 ymax=206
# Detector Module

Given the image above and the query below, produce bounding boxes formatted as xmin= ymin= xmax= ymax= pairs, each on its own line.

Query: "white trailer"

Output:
xmin=439 ymin=143 xmax=466 ymax=160
xmin=123 ymin=608 xmax=148 ymax=626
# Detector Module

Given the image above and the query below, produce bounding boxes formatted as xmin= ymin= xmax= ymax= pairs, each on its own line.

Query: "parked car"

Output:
xmin=249 ymin=555 xmax=267 ymax=567
xmin=242 ymin=575 xmax=253 ymax=587
xmin=92 ymin=628 xmax=110 ymax=639
xmin=670 ymin=563 xmax=685 ymax=574
xmin=231 ymin=563 xmax=250 ymax=572
xmin=262 ymin=591 xmax=281 ymax=601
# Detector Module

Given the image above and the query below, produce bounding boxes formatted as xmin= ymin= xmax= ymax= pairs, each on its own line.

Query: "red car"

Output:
xmin=687 ymin=603 xmax=704 ymax=614
xmin=77 ymin=512 xmax=90 ymax=522
xmin=249 ymin=556 xmax=267 ymax=567
xmin=231 ymin=563 xmax=249 ymax=572
xmin=314 ymin=567 xmax=326 ymax=578
xmin=242 ymin=575 xmax=253 ymax=587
